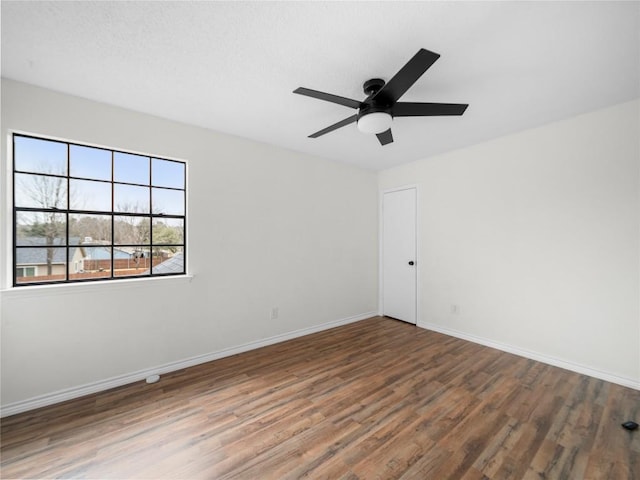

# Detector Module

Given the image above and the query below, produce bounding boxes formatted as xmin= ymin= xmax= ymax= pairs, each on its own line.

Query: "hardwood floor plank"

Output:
xmin=472 ymin=417 xmax=525 ymax=475
xmin=2 ymin=316 xmax=638 ymax=479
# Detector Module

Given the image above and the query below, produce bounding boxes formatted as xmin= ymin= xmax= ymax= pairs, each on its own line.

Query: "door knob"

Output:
xmin=408 ymin=261 xmax=415 ymax=266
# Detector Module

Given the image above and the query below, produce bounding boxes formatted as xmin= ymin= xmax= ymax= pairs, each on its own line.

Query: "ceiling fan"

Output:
xmin=293 ymin=48 xmax=468 ymax=146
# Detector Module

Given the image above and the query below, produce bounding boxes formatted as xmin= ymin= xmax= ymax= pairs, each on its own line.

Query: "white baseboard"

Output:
xmin=0 ymin=311 xmax=377 ymax=418
xmin=419 ymin=321 xmax=640 ymax=391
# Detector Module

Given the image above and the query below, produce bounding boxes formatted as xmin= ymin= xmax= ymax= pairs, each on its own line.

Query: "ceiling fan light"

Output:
xmin=357 ymin=112 xmax=393 ymax=134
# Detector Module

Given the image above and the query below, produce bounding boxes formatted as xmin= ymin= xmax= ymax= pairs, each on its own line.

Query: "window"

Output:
xmin=12 ymin=134 xmax=186 ymax=286
xmin=16 ymin=266 xmax=37 ymax=278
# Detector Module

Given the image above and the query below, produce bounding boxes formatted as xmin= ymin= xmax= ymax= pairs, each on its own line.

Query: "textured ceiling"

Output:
xmin=2 ymin=1 xmax=639 ymax=171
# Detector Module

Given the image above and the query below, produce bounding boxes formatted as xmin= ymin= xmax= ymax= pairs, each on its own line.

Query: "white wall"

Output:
xmin=2 ymin=79 xmax=637 ymax=415
xmin=0 ymin=79 xmax=379 ymax=410
xmin=380 ymin=99 xmax=640 ymax=387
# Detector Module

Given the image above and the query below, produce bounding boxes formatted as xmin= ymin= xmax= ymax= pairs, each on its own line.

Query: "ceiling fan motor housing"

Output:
xmin=358 ymin=103 xmax=391 ymax=119
xmin=363 ymin=78 xmax=386 ymax=96
xmin=360 ymin=79 xmax=393 ymax=122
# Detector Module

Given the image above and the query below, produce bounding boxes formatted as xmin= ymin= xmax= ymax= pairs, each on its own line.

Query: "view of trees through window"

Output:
xmin=13 ymin=134 xmax=186 ymax=285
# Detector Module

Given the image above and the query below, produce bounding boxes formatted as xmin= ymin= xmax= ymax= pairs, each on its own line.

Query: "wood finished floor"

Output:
xmin=1 ymin=316 xmax=638 ymax=479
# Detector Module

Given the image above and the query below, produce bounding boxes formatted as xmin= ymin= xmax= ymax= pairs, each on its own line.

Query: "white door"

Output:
xmin=382 ymin=188 xmax=417 ymax=324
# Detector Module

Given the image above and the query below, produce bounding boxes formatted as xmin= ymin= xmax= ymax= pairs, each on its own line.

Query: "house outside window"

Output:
xmin=15 ymin=266 xmax=37 ymax=278
xmin=12 ymin=134 xmax=186 ymax=286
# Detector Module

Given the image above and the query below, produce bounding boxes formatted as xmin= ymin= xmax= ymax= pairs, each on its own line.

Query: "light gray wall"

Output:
xmin=0 ymin=79 xmax=379 ymax=407
xmin=380 ymin=99 xmax=640 ymax=387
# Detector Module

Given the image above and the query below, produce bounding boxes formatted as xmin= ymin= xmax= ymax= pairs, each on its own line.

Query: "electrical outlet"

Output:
xmin=270 ymin=307 xmax=279 ymax=320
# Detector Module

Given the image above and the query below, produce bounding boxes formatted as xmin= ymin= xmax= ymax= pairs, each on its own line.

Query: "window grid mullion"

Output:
xmin=66 ymin=143 xmax=70 ymax=281
xmin=149 ymin=157 xmax=153 ymax=276
xmin=111 ymin=150 xmax=115 ymax=279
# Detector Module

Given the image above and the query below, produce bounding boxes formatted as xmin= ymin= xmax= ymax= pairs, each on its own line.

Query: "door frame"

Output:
xmin=379 ymin=184 xmax=419 ymax=325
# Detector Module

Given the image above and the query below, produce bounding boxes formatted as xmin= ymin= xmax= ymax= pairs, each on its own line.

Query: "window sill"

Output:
xmin=0 ymin=274 xmax=195 ymax=299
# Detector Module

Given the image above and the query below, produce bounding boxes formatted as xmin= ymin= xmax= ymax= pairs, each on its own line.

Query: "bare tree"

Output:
xmin=16 ymin=171 xmax=67 ymax=275
xmin=114 ymin=201 xmax=150 ymax=245
xmin=70 ymin=215 xmax=111 ymax=243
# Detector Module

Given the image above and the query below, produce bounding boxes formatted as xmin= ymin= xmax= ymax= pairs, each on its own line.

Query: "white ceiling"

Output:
xmin=2 ymin=1 xmax=639 ymax=171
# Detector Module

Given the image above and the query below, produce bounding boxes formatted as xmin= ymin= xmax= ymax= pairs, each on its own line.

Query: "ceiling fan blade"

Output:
xmin=393 ymin=102 xmax=469 ymax=117
xmin=372 ymin=49 xmax=440 ymax=104
xmin=308 ymin=114 xmax=358 ymax=138
xmin=376 ymin=129 xmax=393 ymax=145
xmin=293 ymin=87 xmax=361 ymax=109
